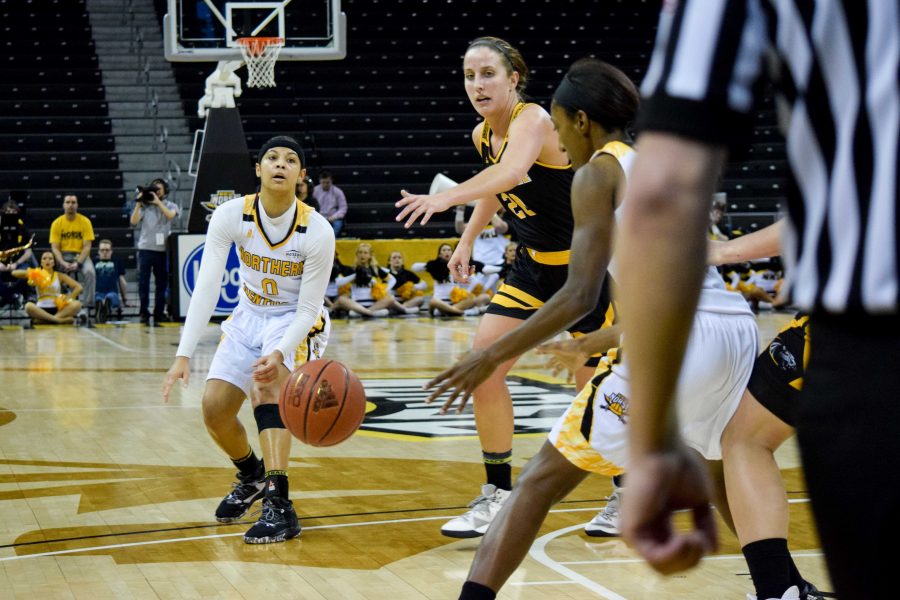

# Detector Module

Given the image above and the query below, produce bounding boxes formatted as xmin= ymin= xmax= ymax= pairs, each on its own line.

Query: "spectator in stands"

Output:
xmin=49 ymin=194 xmax=96 ymax=312
xmin=0 ymin=198 xmax=36 ymax=308
xmin=12 ymin=251 xmax=83 ymax=325
xmin=312 ymin=170 xmax=347 ymax=237
xmin=413 ymin=242 xmax=490 ymax=317
xmin=708 ymin=192 xmax=729 ymax=241
xmin=94 ymin=239 xmax=128 ymax=323
xmin=296 ymin=176 xmax=317 ymax=211
xmin=336 ymin=243 xmax=409 ymax=316
xmin=331 ymin=242 xmax=409 ymax=317
xmin=455 ymin=205 xmax=510 ymax=266
xmin=130 ymin=178 xmax=178 ymax=326
xmin=388 ymin=250 xmax=427 ymax=312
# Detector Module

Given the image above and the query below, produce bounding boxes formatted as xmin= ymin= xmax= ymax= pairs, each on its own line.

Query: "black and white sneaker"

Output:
xmin=214 ymin=471 xmax=265 ymax=523
xmin=243 ymin=496 xmax=301 ymax=544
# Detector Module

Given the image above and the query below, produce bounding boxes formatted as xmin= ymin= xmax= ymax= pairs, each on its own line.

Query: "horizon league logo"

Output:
xmin=359 ymin=376 xmax=576 ymax=438
xmin=182 ymin=243 xmax=241 ymax=313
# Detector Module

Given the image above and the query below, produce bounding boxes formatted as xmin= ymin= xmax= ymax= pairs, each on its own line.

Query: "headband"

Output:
xmin=257 ymin=135 xmax=305 ymax=166
xmin=552 ymin=74 xmax=604 ymax=124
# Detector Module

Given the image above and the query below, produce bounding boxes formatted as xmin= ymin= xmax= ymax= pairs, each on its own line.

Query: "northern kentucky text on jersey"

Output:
xmin=237 ymin=245 xmax=304 ymax=278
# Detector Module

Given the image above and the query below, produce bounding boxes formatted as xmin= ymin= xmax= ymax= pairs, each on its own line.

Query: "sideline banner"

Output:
xmin=168 ymin=233 xmax=240 ymax=318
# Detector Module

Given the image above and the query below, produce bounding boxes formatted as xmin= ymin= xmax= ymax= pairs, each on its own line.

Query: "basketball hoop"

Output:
xmin=236 ymin=37 xmax=284 ymax=88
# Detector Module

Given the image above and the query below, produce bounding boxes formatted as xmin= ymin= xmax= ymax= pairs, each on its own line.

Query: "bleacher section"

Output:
xmin=2 ymin=0 xmax=787 ymax=259
xmin=157 ymin=0 xmax=670 ymax=237
xmin=0 ymin=0 xmax=135 ymax=267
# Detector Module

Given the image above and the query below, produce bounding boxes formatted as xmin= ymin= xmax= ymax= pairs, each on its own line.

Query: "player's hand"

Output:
xmin=162 ymin=356 xmax=190 ymax=403
xmin=621 ymin=442 xmax=718 ymax=574
xmin=424 ymin=348 xmax=498 ymax=414
xmin=448 ymin=242 xmax=473 ymax=284
xmin=395 ymin=190 xmax=452 ymax=228
xmin=535 ymin=339 xmax=587 ymax=383
xmin=252 ymin=351 xmax=284 ymax=384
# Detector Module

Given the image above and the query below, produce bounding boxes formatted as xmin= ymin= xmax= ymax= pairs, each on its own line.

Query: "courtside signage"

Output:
xmin=177 ymin=234 xmax=241 ymax=316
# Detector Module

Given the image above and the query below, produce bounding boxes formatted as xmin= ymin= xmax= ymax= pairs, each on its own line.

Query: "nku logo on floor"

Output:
xmin=358 ymin=377 xmax=576 ymax=439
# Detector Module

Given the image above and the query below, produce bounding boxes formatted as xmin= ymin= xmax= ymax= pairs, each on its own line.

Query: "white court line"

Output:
xmin=79 ymin=327 xmax=138 ymax=352
xmin=0 ymin=506 xmax=603 ymax=563
xmin=6 ymin=405 xmax=200 ymax=412
xmin=560 ymin=549 xmax=824 ymax=566
xmin=529 ymin=524 xmax=628 ymax=600
xmin=0 ymin=514 xmax=454 ymax=562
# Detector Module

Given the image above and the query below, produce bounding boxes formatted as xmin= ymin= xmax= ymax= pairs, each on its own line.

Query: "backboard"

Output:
xmin=163 ymin=0 xmax=346 ymax=62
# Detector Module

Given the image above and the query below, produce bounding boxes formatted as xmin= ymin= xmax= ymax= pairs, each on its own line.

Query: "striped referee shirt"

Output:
xmin=637 ymin=0 xmax=899 ymax=315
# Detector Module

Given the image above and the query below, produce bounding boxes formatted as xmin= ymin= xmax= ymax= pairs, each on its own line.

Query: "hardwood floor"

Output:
xmin=0 ymin=312 xmax=830 ymax=599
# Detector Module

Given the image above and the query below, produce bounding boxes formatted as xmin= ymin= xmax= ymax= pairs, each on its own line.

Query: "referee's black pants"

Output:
xmin=797 ymin=313 xmax=900 ymax=599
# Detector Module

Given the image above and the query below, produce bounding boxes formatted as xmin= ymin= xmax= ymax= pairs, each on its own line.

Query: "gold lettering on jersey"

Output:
xmin=238 ymin=245 xmax=305 ymax=277
xmin=499 ymin=192 xmax=537 ymax=219
xmin=242 ymin=283 xmax=291 ymax=306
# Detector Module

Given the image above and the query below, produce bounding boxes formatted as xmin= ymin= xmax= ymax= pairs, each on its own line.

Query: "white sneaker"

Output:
xmin=462 ymin=307 xmax=480 ymax=316
xmin=372 ymin=308 xmax=390 ymax=317
xmin=404 ymin=306 xmax=420 ymax=314
xmin=747 ymin=585 xmax=801 ymax=600
xmin=440 ymin=484 xmax=511 ymax=538
xmin=584 ymin=488 xmax=621 ymax=536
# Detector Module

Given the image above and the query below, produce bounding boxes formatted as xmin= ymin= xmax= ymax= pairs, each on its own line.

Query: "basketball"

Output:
xmin=279 ymin=359 xmax=367 ymax=447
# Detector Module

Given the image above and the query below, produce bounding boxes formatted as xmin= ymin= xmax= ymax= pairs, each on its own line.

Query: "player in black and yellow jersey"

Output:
xmin=396 ymin=43 xmax=620 ymax=539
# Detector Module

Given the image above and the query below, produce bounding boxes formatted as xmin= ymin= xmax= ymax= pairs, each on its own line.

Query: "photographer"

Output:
xmin=130 ymin=178 xmax=178 ymax=325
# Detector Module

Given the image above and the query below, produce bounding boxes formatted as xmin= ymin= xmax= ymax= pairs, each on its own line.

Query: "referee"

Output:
xmin=616 ymin=1 xmax=898 ymax=598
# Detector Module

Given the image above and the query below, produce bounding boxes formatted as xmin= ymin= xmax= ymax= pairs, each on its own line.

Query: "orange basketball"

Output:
xmin=279 ymin=359 xmax=367 ymax=447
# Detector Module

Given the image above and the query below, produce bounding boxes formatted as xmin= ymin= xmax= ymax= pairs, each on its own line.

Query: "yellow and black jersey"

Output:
xmin=747 ymin=313 xmax=809 ymax=426
xmin=479 ymin=102 xmax=575 ymax=256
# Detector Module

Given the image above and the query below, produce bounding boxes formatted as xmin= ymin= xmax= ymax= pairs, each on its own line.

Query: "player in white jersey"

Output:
xmin=427 ymin=60 xmax=757 ymax=600
xmin=162 ymin=136 xmax=335 ymax=544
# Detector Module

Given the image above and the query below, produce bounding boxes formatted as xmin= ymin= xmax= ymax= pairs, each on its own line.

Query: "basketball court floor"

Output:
xmin=0 ymin=312 xmax=829 ymax=599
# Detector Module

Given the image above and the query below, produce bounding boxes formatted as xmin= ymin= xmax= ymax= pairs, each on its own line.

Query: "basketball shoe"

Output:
xmin=215 ymin=469 xmax=266 ymax=523
xmin=748 ymin=585 xmax=800 ymax=600
xmin=584 ymin=488 xmax=621 ymax=537
xmin=243 ymin=496 xmax=301 ymax=544
xmin=440 ymin=484 xmax=511 ymax=538
xmin=747 ymin=583 xmax=829 ymax=600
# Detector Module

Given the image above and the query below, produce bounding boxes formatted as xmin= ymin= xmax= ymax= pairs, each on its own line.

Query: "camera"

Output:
xmin=136 ymin=185 xmax=157 ymax=205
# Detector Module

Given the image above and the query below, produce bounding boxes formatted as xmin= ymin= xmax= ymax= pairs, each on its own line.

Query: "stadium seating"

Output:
xmin=0 ymin=0 xmax=133 ymax=266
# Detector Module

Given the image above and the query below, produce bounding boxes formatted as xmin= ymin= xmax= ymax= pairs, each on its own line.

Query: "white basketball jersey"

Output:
xmin=235 ymin=194 xmax=316 ymax=315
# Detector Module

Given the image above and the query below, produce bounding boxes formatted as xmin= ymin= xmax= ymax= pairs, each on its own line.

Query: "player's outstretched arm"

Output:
xmin=395 ymin=109 xmax=550 ymax=228
xmin=708 ymin=218 xmax=784 ymax=265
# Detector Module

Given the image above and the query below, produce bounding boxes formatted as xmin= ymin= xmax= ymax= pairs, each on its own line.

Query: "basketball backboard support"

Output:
xmin=163 ymin=0 xmax=346 ymax=62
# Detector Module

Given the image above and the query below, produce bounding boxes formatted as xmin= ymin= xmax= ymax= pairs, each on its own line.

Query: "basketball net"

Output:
xmin=237 ymin=37 xmax=284 ymax=88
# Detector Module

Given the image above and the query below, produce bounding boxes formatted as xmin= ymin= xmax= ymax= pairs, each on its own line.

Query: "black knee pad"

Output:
xmin=254 ymin=403 xmax=285 ymax=433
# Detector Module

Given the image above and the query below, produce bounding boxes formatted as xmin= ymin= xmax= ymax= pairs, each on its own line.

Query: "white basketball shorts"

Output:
xmin=207 ymin=305 xmax=331 ymax=397
xmin=549 ymin=310 xmax=758 ymax=474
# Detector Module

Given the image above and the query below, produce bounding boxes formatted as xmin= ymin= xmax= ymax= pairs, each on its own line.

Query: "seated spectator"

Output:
xmin=312 ymin=171 xmax=348 ymax=237
xmin=325 ymin=250 xmax=352 ymax=311
xmin=723 ymin=260 xmax=777 ymax=313
xmin=708 ymin=192 xmax=730 ymax=241
xmin=388 ymin=250 xmax=427 ymax=312
xmin=49 ymin=194 xmax=95 ymax=311
xmin=296 ymin=176 xmax=317 ymax=211
xmin=331 ymin=243 xmax=410 ymax=317
xmin=413 ymin=242 xmax=490 ymax=317
xmin=0 ymin=198 xmax=37 ymax=308
xmin=455 ymin=204 xmax=511 ymax=267
xmin=497 ymin=241 xmax=518 ymax=284
xmin=12 ymin=251 xmax=83 ymax=325
xmin=94 ymin=239 xmax=128 ymax=323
